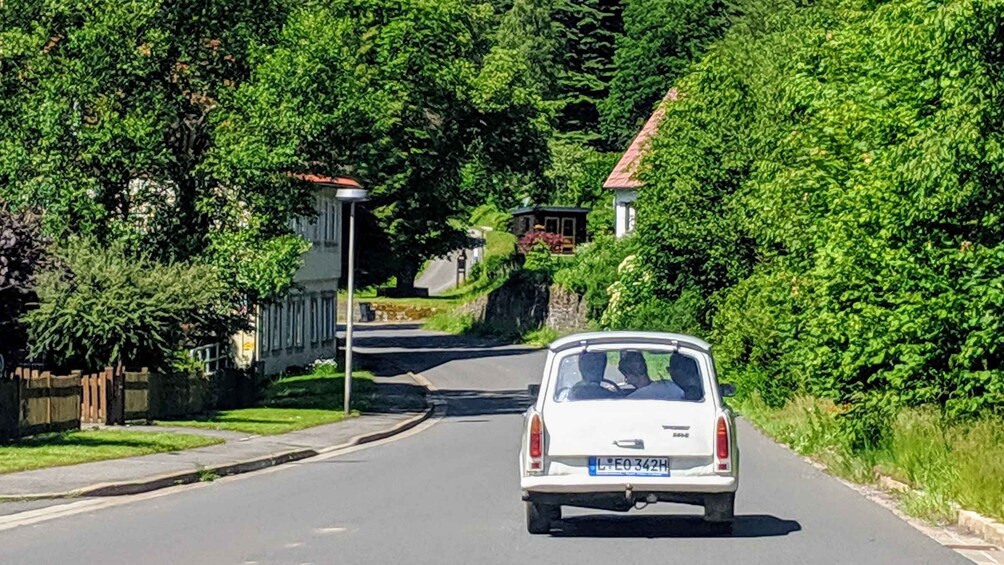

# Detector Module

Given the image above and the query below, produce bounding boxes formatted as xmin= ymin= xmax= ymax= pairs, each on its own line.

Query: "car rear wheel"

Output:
xmin=703 ymin=493 xmax=735 ymax=534
xmin=525 ymin=502 xmax=560 ymax=534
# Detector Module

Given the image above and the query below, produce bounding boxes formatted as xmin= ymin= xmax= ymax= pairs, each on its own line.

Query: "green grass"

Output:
xmin=521 ymin=326 xmax=560 ymax=347
xmin=163 ymin=366 xmax=376 ymax=436
xmin=738 ymin=394 xmax=1004 ymax=524
xmin=0 ymin=430 xmax=222 ymax=475
xmin=425 ymin=311 xmax=476 ymax=334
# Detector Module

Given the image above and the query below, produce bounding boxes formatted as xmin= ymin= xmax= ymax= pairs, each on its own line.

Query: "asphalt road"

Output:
xmin=0 ymin=326 xmax=970 ymax=565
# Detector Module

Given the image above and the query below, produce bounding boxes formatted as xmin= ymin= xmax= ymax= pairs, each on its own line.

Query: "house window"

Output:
xmin=260 ymin=306 xmax=271 ymax=357
xmin=272 ymin=303 xmax=283 ymax=352
xmin=561 ymin=218 xmax=575 ymax=238
xmin=544 ymin=217 xmax=559 ymax=234
xmin=626 ymin=203 xmax=637 ymax=233
xmin=310 ymin=297 xmax=319 ymax=346
xmin=294 ymin=299 xmax=304 ymax=347
xmin=326 ymin=198 xmax=338 ymax=243
xmin=285 ymin=300 xmax=294 ymax=348
xmin=321 ymin=295 xmax=334 ymax=342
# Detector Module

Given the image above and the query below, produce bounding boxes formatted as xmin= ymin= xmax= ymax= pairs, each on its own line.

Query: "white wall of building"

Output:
xmin=236 ymin=189 xmax=343 ymax=376
xmin=614 ymin=189 xmax=638 ymax=239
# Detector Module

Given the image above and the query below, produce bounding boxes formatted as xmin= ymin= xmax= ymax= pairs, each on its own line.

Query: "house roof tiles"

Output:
xmin=603 ymin=88 xmax=677 ymax=190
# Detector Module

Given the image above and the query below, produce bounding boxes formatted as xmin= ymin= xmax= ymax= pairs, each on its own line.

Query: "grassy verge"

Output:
xmin=0 ymin=431 xmax=222 ymax=475
xmin=738 ymin=394 xmax=1004 ymax=524
xmin=163 ymin=365 xmax=376 ymax=436
xmin=521 ymin=326 xmax=560 ymax=347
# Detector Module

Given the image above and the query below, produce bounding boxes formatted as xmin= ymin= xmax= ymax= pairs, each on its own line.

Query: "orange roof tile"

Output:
xmin=603 ymin=88 xmax=678 ymax=190
xmin=288 ymin=173 xmax=363 ymax=189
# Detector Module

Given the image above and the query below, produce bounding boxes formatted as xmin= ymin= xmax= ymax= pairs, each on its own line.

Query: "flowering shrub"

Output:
xmin=518 ymin=230 xmax=563 ymax=254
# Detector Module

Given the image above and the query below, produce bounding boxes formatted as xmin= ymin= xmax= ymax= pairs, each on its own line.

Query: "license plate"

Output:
xmin=589 ymin=457 xmax=670 ymax=477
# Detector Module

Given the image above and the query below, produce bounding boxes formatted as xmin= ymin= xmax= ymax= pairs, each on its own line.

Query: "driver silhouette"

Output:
xmin=568 ymin=351 xmax=619 ymax=400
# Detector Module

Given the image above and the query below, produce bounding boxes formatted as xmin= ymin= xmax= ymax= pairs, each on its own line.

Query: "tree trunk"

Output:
xmin=395 ymin=263 xmax=419 ymax=294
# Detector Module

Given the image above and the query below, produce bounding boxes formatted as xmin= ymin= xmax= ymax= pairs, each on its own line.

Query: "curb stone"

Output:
xmin=958 ymin=510 xmax=1004 ymax=549
xmin=742 ymin=417 xmax=1004 ymax=557
xmin=870 ymin=470 xmax=1003 ymax=551
xmin=0 ymin=396 xmax=434 ymax=502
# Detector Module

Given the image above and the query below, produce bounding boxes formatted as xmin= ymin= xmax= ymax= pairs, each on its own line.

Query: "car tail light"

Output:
xmin=716 ymin=415 xmax=730 ymax=471
xmin=529 ymin=413 xmax=543 ymax=471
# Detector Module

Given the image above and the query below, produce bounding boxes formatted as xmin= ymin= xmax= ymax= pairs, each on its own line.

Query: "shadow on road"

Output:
xmin=351 ymin=323 xmax=540 ymax=378
xmin=437 ymin=389 xmax=533 ymax=417
xmin=552 ymin=514 xmax=802 ymax=539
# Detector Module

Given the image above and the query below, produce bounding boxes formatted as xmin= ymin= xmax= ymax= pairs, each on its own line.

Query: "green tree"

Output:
xmin=211 ymin=0 xmax=550 ymax=291
xmin=0 ymin=0 xmax=306 ymax=306
xmin=599 ymin=0 xmax=730 ymax=147
xmin=627 ymin=0 xmax=1004 ymax=431
xmin=493 ymin=0 xmax=622 ymax=147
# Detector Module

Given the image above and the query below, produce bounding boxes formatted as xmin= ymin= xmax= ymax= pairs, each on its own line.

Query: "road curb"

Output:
xmin=870 ymin=470 xmax=1004 ymax=550
xmin=958 ymin=510 xmax=1004 ymax=549
xmin=0 ymin=404 xmax=434 ymax=502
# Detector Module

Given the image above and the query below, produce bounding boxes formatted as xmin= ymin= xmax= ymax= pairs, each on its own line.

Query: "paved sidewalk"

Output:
xmin=0 ymin=371 xmax=429 ymax=500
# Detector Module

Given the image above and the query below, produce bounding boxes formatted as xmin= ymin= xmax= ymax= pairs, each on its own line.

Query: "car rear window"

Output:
xmin=552 ymin=349 xmax=705 ymax=402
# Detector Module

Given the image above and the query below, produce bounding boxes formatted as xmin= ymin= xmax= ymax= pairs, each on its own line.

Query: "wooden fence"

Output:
xmin=1 ymin=365 xmax=256 ymax=441
xmin=80 ymin=367 xmax=125 ymax=425
xmin=1 ymin=369 xmax=83 ymax=440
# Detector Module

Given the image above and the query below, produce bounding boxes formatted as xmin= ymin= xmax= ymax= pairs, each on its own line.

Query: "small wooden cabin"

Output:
xmin=510 ymin=206 xmax=589 ymax=254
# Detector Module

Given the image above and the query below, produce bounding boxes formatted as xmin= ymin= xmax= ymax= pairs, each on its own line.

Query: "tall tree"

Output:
xmin=0 ymin=1 xmax=323 ymax=308
xmin=493 ymin=0 xmax=622 ymax=147
xmin=599 ymin=0 xmax=730 ymax=148
xmin=211 ymin=0 xmax=550 ymax=291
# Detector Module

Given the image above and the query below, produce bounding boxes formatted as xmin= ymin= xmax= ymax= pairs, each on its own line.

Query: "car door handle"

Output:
xmin=613 ymin=439 xmax=644 ymax=448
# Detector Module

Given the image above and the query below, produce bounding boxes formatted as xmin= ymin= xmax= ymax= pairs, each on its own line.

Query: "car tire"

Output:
xmin=703 ymin=492 xmax=735 ymax=534
xmin=526 ymin=502 xmax=559 ymax=534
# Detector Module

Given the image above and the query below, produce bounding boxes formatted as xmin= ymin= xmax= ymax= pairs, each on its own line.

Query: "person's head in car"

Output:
xmin=619 ymin=351 xmax=651 ymax=390
xmin=577 ymin=351 xmax=607 ymax=385
xmin=669 ymin=353 xmax=702 ymax=400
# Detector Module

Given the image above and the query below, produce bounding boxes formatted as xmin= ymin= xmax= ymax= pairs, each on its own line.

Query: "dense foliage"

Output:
xmin=599 ymin=0 xmax=730 ymax=147
xmin=213 ymin=0 xmax=550 ymax=289
xmin=25 ymin=241 xmax=232 ymax=370
xmin=625 ymin=0 xmax=1004 ymax=436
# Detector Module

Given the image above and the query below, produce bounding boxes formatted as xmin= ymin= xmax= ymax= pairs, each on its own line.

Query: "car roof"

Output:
xmin=548 ymin=331 xmax=712 ymax=354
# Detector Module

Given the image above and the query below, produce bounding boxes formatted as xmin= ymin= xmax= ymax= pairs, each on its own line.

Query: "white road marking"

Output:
xmin=313 ymin=527 xmax=347 ymax=534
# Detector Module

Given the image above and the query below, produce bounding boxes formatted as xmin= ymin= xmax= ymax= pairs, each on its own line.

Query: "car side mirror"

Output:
xmin=527 ymin=384 xmax=541 ymax=397
xmin=719 ymin=383 xmax=736 ymax=398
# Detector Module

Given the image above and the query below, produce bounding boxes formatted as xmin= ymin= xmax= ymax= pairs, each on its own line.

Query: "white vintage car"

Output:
xmin=520 ymin=331 xmax=739 ymax=534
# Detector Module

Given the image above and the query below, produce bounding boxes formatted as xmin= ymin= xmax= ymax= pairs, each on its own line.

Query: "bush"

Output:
xmin=518 ymin=230 xmax=563 ymax=254
xmin=522 ymin=239 xmax=557 ymax=276
xmin=553 ymin=235 xmax=635 ymax=320
xmin=25 ymin=240 xmax=231 ymax=370
xmin=602 ymin=253 xmax=704 ymax=335
xmin=626 ymin=0 xmax=1004 ymax=423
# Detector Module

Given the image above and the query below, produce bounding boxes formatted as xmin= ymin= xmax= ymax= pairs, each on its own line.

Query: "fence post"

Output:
xmin=102 ymin=367 xmax=111 ymax=424
xmin=43 ymin=371 xmax=52 ymax=426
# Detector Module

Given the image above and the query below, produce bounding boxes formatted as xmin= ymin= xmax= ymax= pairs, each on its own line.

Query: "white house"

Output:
xmin=603 ymin=88 xmax=677 ymax=238
xmin=230 ymin=175 xmax=357 ymax=376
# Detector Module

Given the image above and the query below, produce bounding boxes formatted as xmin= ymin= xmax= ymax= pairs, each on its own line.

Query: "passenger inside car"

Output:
xmin=619 ymin=351 xmax=685 ymax=400
xmin=669 ymin=353 xmax=704 ymax=400
xmin=568 ymin=351 xmax=619 ymax=400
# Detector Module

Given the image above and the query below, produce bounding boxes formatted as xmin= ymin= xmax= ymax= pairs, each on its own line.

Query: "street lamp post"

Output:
xmin=336 ymin=186 xmax=369 ymax=415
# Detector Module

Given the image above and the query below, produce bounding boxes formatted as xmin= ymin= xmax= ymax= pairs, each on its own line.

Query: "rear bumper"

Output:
xmin=521 ymin=474 xmax=737 ymax=494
